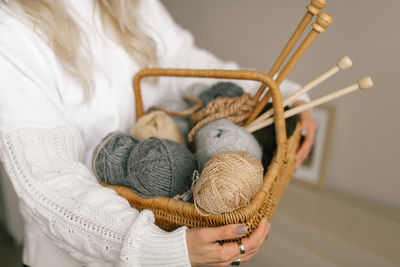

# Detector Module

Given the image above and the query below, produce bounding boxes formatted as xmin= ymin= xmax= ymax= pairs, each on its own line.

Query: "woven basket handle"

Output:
xmin=132 ymin=68 xmax=288 ymax=153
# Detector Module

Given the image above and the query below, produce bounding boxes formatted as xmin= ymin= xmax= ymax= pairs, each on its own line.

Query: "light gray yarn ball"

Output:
xmin=127 ymin=137 xmax=197 ymax=199
xmin=195 ymin=119 xmax=262 ymax=171
xmin=199 ymin=82 xmax=244 ymax=106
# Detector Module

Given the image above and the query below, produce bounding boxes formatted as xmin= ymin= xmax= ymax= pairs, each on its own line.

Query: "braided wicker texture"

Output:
xmin=102 ymin=68 xmax=301 ymax=237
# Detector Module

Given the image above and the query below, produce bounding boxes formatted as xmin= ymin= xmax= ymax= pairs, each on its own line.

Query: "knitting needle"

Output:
xmin=245 ymin=12 xmax=333 ymax=126
xmin=248 ymin=56 xmax=353 ymax=128
xmin=246 ymin=76 xmax=373 ymax=133
xmin=252 ymin=0 xmax=327 ymax=102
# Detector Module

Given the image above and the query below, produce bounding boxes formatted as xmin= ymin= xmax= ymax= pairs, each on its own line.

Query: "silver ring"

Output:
xmin=231 ymin=258 xmax=241 ymax=266
xmin=238 ymin=241 xmax=246 ymax=254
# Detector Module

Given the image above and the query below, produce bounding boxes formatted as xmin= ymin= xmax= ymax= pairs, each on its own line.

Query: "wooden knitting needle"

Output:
xmin=245 ymin=12 xmax=333 ymax=126
xmin=246 ymin=76 xmax=373 ymax=133
xmin=252 ymin=0 xmax=327 ymax=102
xmin=248 ymin=56 xmax=353 ymax=127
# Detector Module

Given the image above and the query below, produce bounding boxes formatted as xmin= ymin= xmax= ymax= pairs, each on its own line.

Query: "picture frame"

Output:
xmin=292 ymin=106 xmax=334 ymax=190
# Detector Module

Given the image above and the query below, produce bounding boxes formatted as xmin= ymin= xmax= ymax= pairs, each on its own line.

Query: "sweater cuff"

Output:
xmin=119 ymin=210 xmax=191 ymax=267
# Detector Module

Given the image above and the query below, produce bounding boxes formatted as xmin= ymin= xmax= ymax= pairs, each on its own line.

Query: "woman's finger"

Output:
xmin=210 ymin=219 xmax=271 ymax=266
xmin=186 ymin=218 xmax=271 ymax=266
xmin=212 ymin=219 xmax=270 ymax=265
xmin=295 ymin=108 xmax=317 ymax=168
xmin=186 ymin=224 xmax=249 ymax=266
xmin=296 ymin=127 xmax=316 ymax=167
xmin=296 ymin=130 xmax=315 ymax=167
xmin=200 ymin=224 xmax=248 ymax=243
xmin=240 ymin=218 xmax=270 ymax=254
xmin=234 ymin=251 xmax=257 ymax=264
xmin=224 ymin=220 xmax=271 ymax=266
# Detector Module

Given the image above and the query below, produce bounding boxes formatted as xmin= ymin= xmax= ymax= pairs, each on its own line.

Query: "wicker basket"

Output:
xmin=102 ymin=68 xmax=301 ymax=237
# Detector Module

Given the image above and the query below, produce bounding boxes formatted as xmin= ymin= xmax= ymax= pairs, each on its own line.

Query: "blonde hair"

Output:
xmin=3 ymin=0 xmax=157 ymax=101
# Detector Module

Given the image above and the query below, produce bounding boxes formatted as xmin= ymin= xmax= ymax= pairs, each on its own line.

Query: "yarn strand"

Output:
xmin=188 ymin=94 xmax=256 ymax=143
xmin=148 ymin=96 xmax=203 ymax=117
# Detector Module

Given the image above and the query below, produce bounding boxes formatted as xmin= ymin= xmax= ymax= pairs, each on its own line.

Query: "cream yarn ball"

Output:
xmin=130 ymin=111 xmax=186 ymax=146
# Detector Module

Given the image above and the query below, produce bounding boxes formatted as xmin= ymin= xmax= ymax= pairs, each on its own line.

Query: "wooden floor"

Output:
xmin=244 ymin=182 xmax=400 ymax=267
xmin=1 ymin=182 xmax=399 ymax=266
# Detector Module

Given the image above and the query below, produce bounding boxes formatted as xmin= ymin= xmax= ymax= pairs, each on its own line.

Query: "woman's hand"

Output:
xmin=186 ymin=218 xmax=271 ymax=266
xmin=292 ymin=100 xmax=318 ymax=168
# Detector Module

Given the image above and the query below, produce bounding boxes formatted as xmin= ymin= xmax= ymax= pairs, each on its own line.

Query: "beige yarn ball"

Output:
xmin=130 ymin=111 xmax=186 ymax=146
xmin=193 ymin=151 xmax=264 ymax=215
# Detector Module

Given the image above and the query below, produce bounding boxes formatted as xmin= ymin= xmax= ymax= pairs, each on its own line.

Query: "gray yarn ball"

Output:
xmin=127 ymin=137 xmax=197 ymax=199
xmin=195 ymin=119 xmax=262 ymax=171
xmin=199 ymin=82 xmax=244 ymax=106
xmin=92 ymin=132 xmax=139 ymax=185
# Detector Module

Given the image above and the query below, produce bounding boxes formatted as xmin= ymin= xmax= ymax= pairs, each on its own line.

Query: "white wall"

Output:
xmin=161 ymin=0 xmax=400 ymax=210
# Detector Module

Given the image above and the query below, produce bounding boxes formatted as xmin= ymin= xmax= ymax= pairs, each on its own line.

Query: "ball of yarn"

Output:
xmin=253 ymin=103 xmax=299 ymax=170
xmin=130 ymin=111 xmax=186 ymax=146
xmin=127 ymin=137 xmax=197 ymax=199
xmin=150 ymin=96 xmax=191 ymax=142
xmin=92 ymin=132 xmax=139 ymax=185
xmin=199 ymin=82 xmax=244 ymax=106
xmin=193 ymin=151 xmax=264 ymax=215
xmin=195 ymin=119 xmax=262 ymax=171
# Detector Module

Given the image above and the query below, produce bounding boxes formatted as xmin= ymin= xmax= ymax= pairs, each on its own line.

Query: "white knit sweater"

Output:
xmin=0 ymin=0 xmax=309 ymax=266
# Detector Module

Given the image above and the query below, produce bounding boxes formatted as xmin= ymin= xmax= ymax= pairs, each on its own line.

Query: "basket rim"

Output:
xmin=114 ymin=67 xmax=292 ymax=221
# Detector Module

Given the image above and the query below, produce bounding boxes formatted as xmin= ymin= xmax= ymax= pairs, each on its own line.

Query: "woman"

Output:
xmin=0 ymin=0 xmax=315 ymax=266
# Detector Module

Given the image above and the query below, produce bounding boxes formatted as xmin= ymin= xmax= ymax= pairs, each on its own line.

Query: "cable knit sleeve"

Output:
xmin=0 ymin=127 xmax=190 ymax=266
xmin=0 ymin=17 xmax=191 ymax=265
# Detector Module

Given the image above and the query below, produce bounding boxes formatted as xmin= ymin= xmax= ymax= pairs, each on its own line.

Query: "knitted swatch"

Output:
xmin=127 ymin=137 xmax=197 ymax=199
xmin=252 ymin=103 xmax=299 ymax=170
xmin=92 ymin=132 xmax=139 ymax=185
xmin=195 ymin=119 xmax=262 ymax=171
xmin=193 ymin=151 xmax=263 ymax=215
xmin=130 ymin=111 xmax=186 ymax=146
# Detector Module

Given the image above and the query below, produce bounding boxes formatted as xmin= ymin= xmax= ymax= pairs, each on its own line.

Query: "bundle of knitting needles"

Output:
xmin=243 ymin=0 xmax=373 ymax=133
